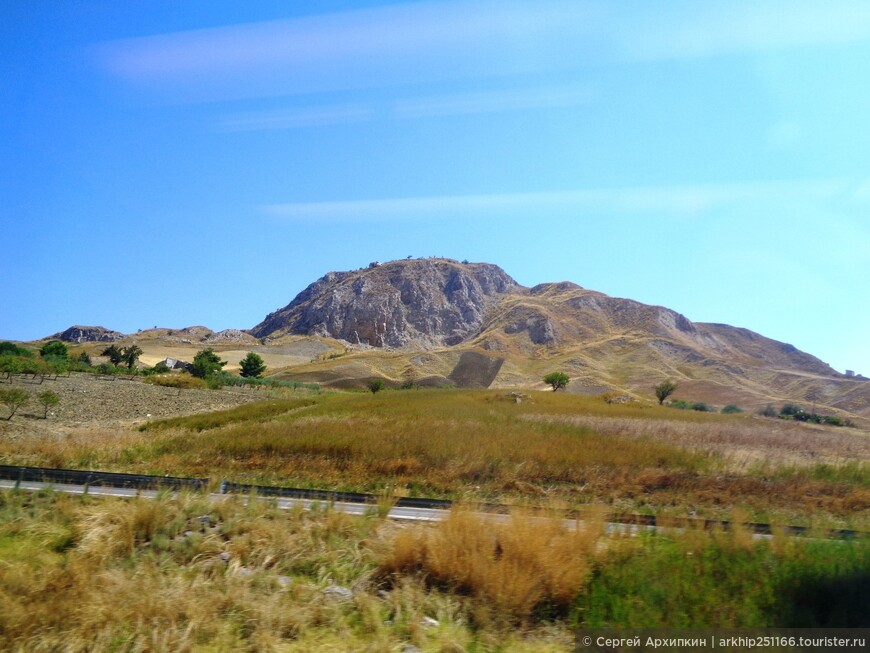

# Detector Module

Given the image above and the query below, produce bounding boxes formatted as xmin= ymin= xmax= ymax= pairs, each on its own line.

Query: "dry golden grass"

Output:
xmin=0 ymin=490 xmax=583 ymax=652
xmin=378 ymin=508 xmax=603 ymax=627
xmin=524 ymin=412 xmax=870 ymax=470
xmin=2 ymin=389 xmax=867 ymax=525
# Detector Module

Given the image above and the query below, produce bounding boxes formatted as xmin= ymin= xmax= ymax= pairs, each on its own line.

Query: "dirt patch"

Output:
xmin=447 ymin=351 xmax=505 ymax=388
xmin=0 ymin=374 xmax=265 ymax=439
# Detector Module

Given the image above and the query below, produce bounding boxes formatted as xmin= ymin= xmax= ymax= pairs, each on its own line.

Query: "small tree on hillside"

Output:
xmin=367 ymin=379 xmax=385 ymax=394
xmin=36 ymin=390 xmax=60 ymax=419
xmin=192 ymin=347 xmax=226 ymax=379
xmin=655 ymin=380 xmax=677 ymax=405
xmin=102 ymin=344 xmax=124 ymax=366
xmin=239 ymin=352 xmax=266 ymax=378
xmin=0 ymin=388 xmax=29 ymax=420
xmin=543 ymin=371 xmax=570 ymax=392
xmin=121 ymin=345 xmax=143 ymax=370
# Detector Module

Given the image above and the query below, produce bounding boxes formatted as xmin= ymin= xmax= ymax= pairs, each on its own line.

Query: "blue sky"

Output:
xmin=2 ymin=1 xmax=869 ymax=375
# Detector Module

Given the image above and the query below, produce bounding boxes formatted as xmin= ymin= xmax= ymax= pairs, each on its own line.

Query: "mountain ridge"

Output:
xmin=28 ymin=258 xmax=870 ymax=421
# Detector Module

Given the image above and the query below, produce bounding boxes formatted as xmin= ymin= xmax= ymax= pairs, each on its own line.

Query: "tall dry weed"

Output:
xmin=379 ymin=508 xmax=602 ymax=625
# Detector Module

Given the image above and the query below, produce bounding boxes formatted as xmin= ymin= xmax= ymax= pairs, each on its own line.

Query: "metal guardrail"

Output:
xmin=0 ymin=465 xmax=861 ymax=539
xmin=0 ymin=465 xmax=209 ymax=492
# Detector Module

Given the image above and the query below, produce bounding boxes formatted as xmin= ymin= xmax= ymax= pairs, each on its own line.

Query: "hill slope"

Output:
xmin=249 ymin=258 xmax=868 ymax=420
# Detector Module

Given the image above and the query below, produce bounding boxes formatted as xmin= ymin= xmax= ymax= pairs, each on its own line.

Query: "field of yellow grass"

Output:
xmin=3 ymin=388 xmax=867 ymax=528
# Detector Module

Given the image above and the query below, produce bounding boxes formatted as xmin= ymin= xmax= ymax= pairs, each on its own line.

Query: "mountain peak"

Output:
xmin=250 ymin=258 xmax=519 ymax=347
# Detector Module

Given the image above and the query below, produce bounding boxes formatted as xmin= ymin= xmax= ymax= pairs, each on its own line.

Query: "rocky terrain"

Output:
xmin=250 ymin=259 xmax=518 ymax=347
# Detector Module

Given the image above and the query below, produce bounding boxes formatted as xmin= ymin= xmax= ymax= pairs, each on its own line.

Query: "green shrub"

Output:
xmin=721 ymin=404 xmax=743 ymax=414
xmin=192 ymin=348 xmax=226 ymax=379
xmin=758 ymin=404 xmax=779 ymax=418
xmin=39 ymin=340 xmax=68 ymax=360
xmin=0 ymin=342 xmax=33 ymax=357
xmin=144 ymin=374 xmax=208 ymax=390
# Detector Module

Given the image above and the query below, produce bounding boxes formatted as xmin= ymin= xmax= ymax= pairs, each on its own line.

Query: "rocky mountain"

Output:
xmin=52 ymin=325 xmax=125 ymax=343
xmin=249 ymin=259 xmax=870 ymax=420
xmin=250 ymin=259 xmax=517 ymax=348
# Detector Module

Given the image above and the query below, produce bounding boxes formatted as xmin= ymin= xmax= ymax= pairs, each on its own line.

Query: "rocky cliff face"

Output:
xmin=250 ymin=259 xmax=519 ymax=348
xmin=53 ymin=326 xmax=125 ymax=343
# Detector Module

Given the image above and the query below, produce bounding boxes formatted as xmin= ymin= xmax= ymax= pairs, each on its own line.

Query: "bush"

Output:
xmin=543 ymin=371 xmax=570 ymax=392
xmin=0 ymin=388 xmax=29 ymax=420
xmin=144 ymin=374 xmax=208 ymax=390
xmin=0 ymin=342 xmax=33 ymax=357
xmin=39 ymin=340 xmax=68 ymax=360
xmin=692 ymin=402 xmax=714 ymax=412
xmin=367 ymin=379 xmax=385 ymax=394
xmin=721 ymin=404 xmax=743 ymax=414
xmin=192 ymin=348 xmax=226 ymax=379
xmin=758 ymin=404 xmax=779 ymax=418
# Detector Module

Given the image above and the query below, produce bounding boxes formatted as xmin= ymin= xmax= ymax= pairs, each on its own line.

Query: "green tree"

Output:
xmin=102 ymin=344 xmax=124 ymax=366
xmin=0 ymin=342 xmax=32 ymax=357
xmin=0 ymin=388 xmax=29 ymax=420
xmin=543 ymin=371 xmax=570 ymax=392
xmin=239 ymin=352 xmax=266 ymax=378
xmin=36 ymin=390 xmax=60 ymax=419
xmin=192 ymin=348 xmax=226 ymax=379
xmin=367 ymin=379 xmax=385 ymax=394
xmin=655 ymin=380 xmax=677 ymax=405
xmin=39 ymin=340 xmax=68 ymax=360
xmin=121 ymin=345 xmax=143 ymax=370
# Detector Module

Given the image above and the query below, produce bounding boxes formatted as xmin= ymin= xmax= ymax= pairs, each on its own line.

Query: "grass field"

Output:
xmin=2 ymin=388 xmax=868 ymax=527
xmin=1 ymin=387 xmax=868 ymax=649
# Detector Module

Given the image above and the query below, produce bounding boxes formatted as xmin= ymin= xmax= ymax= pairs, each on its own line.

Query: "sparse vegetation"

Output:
xmin=36 ymin=389 xmax=60 ymax=418
xmin=101 ymin=344 xmax=124 ymax=366
xmin=543 ymin=371 xmax=570 ymax=392
xmin=121 ymin=344 xmax=143 ymax=369
xmin=0 ymin=387 xmax=28 ymax=420
xmin=192 ymin=347 xmax=226 ymax=379
xmin=239 ymin=351 xmax=266 ymax=378
xmin=654 ymin=379 xmax=677 ymax=405
xmin=39 ymin=340 xmax=67 ymax=360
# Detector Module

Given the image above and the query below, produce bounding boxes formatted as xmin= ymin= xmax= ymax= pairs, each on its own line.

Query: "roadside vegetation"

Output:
xmin=0 ymin=490 xmax=864 ymax=652
xmin=1 ymin=366 xmax=868 ymax=647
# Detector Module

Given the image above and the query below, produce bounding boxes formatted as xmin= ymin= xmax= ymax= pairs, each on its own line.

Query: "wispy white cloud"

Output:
xmin=621 ymin=0 xmax=870 ymax=62
xmin=216 ymin=83 xmax=596 ymax=131
xmin=393 ymin=84 xmax=596 ymax=119
xmin=218 ymin=103 xmax=375 ymax=131
xmin=96 ymin=1 xmax=592 ymax=102
xmin=97 ymin=1 xmax=870 ymax=104
xmin=261 ymin=178 xmax=849 ymax=222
